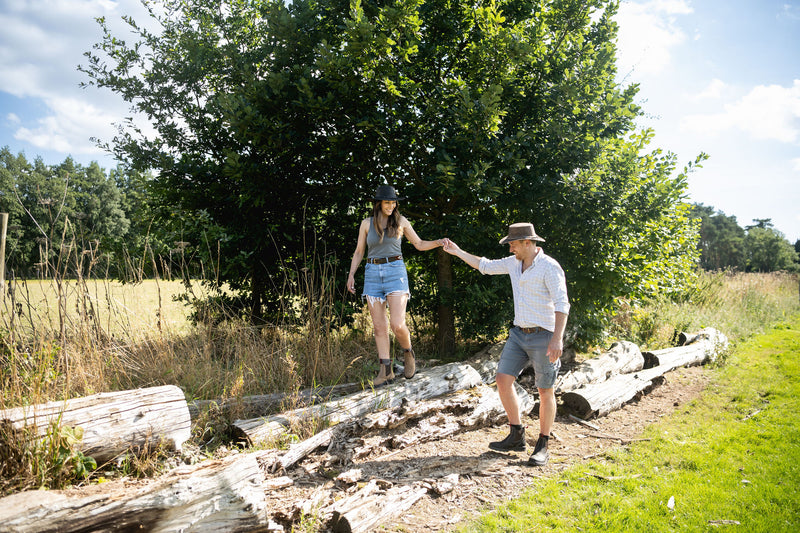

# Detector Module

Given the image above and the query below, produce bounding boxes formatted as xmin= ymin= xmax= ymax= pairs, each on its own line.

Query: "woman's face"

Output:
xmin=380 ymin=200 xmax=397 ymax=216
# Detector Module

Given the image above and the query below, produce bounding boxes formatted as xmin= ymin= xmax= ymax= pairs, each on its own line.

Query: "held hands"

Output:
xmin=442 ymin=238 xmax=460 ymax=255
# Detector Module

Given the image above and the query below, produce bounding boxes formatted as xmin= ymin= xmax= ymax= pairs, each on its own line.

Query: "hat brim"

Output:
xmin=499 ymin=235 xmax=545 ymax=244
xmin=373 ymin=196 xmax=405 ymax=201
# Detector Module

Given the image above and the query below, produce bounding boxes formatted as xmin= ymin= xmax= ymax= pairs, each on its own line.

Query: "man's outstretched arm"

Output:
xmin=443 ymin=240 xmax=482 ymax=270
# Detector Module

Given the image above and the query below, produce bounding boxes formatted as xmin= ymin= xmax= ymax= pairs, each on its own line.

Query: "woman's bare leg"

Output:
xmin=367 ymin=298 xmax=391 ymax=359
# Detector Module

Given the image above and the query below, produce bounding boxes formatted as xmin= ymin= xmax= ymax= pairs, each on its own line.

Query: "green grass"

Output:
xmin=462 ymin=315 xmax=800 ymax=532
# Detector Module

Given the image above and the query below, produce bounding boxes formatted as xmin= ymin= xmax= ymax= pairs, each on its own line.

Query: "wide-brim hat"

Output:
xmin=499 ymin=222 xmax=546 ymax=244
xmin=372 ymin=184 xmax=405 ymax=201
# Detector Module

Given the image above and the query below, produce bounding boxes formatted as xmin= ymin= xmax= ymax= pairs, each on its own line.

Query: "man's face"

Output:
xmin=509 ymin=239 xmax=527 ymax=257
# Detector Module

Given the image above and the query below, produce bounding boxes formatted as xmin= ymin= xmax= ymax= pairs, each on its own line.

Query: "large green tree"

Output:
xmin=81 ymin=0 xmax=699 ymax=351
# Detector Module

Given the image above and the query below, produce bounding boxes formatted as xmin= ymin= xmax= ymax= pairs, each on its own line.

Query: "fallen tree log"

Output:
xmin=0 ymin=385 xmax=191 ymax=463
xmin=560 ymin=357 xmax=718 ymax=420
xmin=323 ymin=382 xmax=536 ymax=465
xmin=560 ymin=369 xmax=662 ymax=420
xmin=561 ymin=328 xmax=728 ymax=419
xmin=324 ymin=479 xmax=429 ymax=533
xmin=466 ymin=341 xmax=505 ymax=383
xmin=188 ymin=382 xmax=363 ymax=421
xmin=232 ymin=362 xmax=483 ymax=446
xmin=0 ymin=452 xmax=271 ymax=533
xmin=555 ymin=340 xmax=643 ymax=393
xmin=643 ymin=328 xmax=729 ymax=368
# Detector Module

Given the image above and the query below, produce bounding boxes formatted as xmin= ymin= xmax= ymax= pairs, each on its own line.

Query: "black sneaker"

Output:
xmin=528 ymin=435 xmax=549 ymax=466
xmin=489 ymin=425 xmax=526 ymax=452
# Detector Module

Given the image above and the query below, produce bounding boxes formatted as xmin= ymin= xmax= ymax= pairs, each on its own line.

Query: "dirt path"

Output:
xmin=266 ymin=364 xmax=712 ymax=532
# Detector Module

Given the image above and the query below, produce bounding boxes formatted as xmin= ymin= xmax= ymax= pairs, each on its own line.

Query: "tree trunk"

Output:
xmin=0 ymin=452 xmax=271 ymax=533
xmin=555 ymin=340 xmax=644 ymax=393
xmin=232 ymin=362 xmax=483 ymax=446
xmin=436 ymin=248 xmax=456 ymax=358
xmin=188 ymin=382 xmax=363 ymax=421
xmin=643 ymin=328 xmax=729 ymax=368
xmin=327 ymin=480 xmax=429 ymax=533
xmin=0 ymin=385 xmax=191 ymax=464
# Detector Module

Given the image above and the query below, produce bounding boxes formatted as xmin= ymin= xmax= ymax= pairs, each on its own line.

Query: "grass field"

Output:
xmin=2 ymin=278 xmax=198 ymax=337
xmin=461 ymin=314 xmax=800 ymax=531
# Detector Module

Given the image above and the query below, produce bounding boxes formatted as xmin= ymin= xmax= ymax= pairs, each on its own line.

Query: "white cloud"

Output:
xmin=681 ymin=80 xmax=800 ymax=143
xmin=0 ymin=1 xmax=154 ymax=157
xmin=792 ymin=158 xmax=800 ymax=172
xmin=615 ymin=0 xmax=693 ymax=77
xmin=14 ymin=95 xmax=118 ymax=154
xmin=6 ymin=112 xmax=20 ymax=124
xmin=692 ymin=78 xmax=728 ymax=101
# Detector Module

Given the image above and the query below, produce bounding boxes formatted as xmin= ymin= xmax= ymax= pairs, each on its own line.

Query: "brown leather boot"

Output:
xmin=403 ymin=347 xmax=416 ymax=379
xmin=372 ymin=359 xmax=394 ymax=387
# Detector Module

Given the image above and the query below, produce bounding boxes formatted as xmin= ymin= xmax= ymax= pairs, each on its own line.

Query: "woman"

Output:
xmin=346 ymin=184 xmax=445 ymax=386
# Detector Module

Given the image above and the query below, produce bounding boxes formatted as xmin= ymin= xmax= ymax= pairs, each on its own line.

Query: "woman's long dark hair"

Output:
xmin=371 ymin=201 xmax=401 ymax=242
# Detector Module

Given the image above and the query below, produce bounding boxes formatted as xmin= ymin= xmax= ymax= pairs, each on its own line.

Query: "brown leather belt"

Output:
xmin=366 ymin=255 xmax=403 ymax=265
xmin=518 ymin=326 xmax=548 ymax=334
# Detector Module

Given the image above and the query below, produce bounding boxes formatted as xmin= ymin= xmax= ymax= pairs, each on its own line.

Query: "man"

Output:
xmin=443 ymin=222 xmax=569 ymax=466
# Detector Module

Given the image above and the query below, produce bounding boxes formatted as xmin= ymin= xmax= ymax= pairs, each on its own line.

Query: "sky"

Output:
xmin=1 ymin=0 xmax=798 ymax=242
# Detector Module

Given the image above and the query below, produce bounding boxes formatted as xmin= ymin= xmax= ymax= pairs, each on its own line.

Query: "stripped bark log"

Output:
xmin=466 ymin=341 xmax=505 ymax=383
xmin=233 ymin=362 xmax=483 ymax=446
xmin=0 ymin=385 xmax=190 ymax=463
xmin=0 ymin=452 xmax=270 ymax=533
xmin=325 ymin=383 xmax=535 ymax=466
xmin=555 ymin=340 xmax=643 ymax=393
xmin=273 ymin=426 xmax=335 ymax=472
xmin=561 ymin=360 xmax=711 ymax=420
xmin=324 ymin=479 xmax=428 ymax=533
xmin=643 ymin=328 xmax=729 ymax=368
xmin=188 ymin=382 xmax=363 ymax=420
xmin=560 ymin=371 xmax=661 ymax=420
xmin=561 ymin=328 xmax=728 ymax=419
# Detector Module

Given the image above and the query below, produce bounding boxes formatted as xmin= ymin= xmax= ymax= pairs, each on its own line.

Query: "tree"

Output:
xmin=0 ymin=148 xmax=130 ymax=278
xmin=744 ymin=220 xmax=798 ymax=272
xmin=81 ymin=0 xmax=699 ymax=351
xmin=691 ymin=204 xmax=746 ymax=271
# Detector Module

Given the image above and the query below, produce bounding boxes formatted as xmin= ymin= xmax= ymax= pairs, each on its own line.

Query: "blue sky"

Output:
xmin=1 ymin=0 xmax=799 ymax=242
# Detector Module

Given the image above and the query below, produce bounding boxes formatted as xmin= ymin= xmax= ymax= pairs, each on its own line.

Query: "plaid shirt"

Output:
xmin=478 ymin=250 xmax=570 ymax=332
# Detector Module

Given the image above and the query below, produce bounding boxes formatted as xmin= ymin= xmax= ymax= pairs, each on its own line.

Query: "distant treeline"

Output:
xmin=0 ymin=147 xmax=201 ymax=281
xmin=691 ymin=204 xmax=799 ymax=273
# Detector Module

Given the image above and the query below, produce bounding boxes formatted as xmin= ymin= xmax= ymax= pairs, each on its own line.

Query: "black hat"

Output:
xmin=373 ymin=184 xmax=405 ymax=201
xmin=498 ymin=222 xmax=546 ymax=244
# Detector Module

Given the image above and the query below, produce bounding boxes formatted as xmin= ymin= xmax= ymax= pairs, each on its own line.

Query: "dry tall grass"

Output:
xmin=610 ymin=270 xmax=800 ymax=350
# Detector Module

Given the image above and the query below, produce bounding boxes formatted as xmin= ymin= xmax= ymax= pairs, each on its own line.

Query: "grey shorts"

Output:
xmin=497 ymin=326 xmax=561 ymax=389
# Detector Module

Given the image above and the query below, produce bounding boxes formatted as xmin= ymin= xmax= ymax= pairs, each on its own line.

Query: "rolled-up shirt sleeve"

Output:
xmin=546 ymin=263 xmax=571 ymax=316
xmin=478 ymin=256 xmax=514 ymax=275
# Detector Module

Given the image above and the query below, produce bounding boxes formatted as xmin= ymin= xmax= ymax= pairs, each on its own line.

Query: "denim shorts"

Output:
xmin=362 ymin=260 xmax=410 ymax=302
xmin=497 ymin=326 xmax=560 ymax=389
